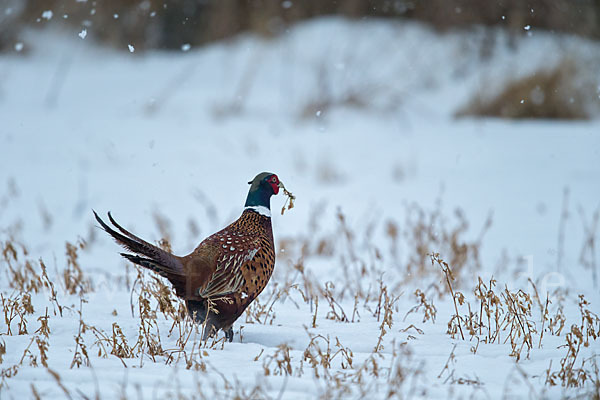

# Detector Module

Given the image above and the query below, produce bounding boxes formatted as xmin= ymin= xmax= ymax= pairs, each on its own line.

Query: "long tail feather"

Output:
xmin=93 ymin=210 xmax=184 ymax=275
xmin=108 ymin=212 xmax=157 ymax=250
xmin=120 ymin=253 xmax=167 ymax=275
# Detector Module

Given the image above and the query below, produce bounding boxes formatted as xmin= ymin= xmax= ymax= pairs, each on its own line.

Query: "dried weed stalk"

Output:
xmin=322 ymin=281 xmax=349 ymax=323
xmin=302 ymin=333 xmax=354 ymax=380
xmin=404 ymin=289 xmax=437 ymax=323
xmin=545 ymin=295 xmax=599 ymax=388
xmin=501 ymin=286 xmax=536 ymax=361
xmin=432 ymin=253 xmax=548 ymax=361
xmin=431 ymin=253 xmax=465 ymax=340
xmin=131 ymin=268 xmax=165 ymax=364
xmin=70 ymin=299 xmax=91 ymax=368
xmin=2 ymin=240 xmax=52 ymax=296
xmin=63 ymin=238 xmax=92 ymax=295
xmin=1 ymin=291 xmax=33 ymax=335
xmin=578 ymin=206 xmax=599 ymax=288
xmin=374 ymin=284 xmax=399 ymax=353
xmin=0 ymin=339 xmax=5 ymax=363
xmin=263 ymin=343 xmax=293 ymax=376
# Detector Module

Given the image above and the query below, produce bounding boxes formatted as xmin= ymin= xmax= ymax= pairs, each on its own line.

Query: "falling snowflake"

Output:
xmin=41 ymin=10 xmax=53 ymax=20
xmin=78 ymin=29 xmax=87 ymax=39
xmin=128 ymin=44 xmax=135 ymax=53
xmin=181 ymin=43 xmax=191 ymax=52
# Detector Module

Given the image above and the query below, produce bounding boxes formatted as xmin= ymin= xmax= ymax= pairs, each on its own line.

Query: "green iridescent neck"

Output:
xmin=244 ymin=186 xmax=271 ymax=209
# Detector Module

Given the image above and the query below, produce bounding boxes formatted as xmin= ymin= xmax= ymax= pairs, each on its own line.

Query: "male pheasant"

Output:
xmin=94 ymin=172 xmax=284 ymax=342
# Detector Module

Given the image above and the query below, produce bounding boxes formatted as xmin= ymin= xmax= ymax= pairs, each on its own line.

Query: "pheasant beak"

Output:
xmin=276 ymin=180 xmax=288 ymax=195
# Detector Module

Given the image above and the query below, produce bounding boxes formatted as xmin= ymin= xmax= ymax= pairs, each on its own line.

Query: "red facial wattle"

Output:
xmin=269 ymin=175 xmax=280 ymax=194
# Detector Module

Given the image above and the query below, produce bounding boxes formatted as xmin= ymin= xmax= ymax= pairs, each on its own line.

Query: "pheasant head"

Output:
xmin=244 ymin=172 xmax=283 ymax=212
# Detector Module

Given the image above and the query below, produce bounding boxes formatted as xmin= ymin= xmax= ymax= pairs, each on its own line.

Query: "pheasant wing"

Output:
xmin=199 ymin=243 xmax=261 ymax=298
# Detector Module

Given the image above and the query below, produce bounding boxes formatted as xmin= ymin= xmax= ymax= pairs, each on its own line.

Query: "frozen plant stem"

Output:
xmin=431 ymin=253 xmax=465 ymax=340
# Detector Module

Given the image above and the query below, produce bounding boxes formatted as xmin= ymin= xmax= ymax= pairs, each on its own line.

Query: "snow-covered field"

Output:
xmin=1 ymin=18 xmax=599 ymax=399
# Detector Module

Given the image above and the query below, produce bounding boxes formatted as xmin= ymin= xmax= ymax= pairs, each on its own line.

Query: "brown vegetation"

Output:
xmin=0 ymin=191 xmax=599 ymax=396
xmin=456 ymin=61 xmax=600 ymax=120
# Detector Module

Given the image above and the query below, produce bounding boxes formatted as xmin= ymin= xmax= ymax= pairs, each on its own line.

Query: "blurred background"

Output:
xmin=6 ymin=0 xmax=600 ymax=48
xmin=1 ymin=0 xmax=599 ymax=272
xmin=3 ymin=0 xmax=600 ymax=119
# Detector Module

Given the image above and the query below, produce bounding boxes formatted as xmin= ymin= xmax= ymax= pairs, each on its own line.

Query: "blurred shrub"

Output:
xmin=10 ymin=0 xmax=600 ymax=51
xmin=403 ymin=0 xmax=600 ymax=39
xmin=455 ymin=61 xmax=600 ymax=120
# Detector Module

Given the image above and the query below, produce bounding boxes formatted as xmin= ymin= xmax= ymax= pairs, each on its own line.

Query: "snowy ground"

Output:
xmin=1 ymin=18 xmax=599 ymax=399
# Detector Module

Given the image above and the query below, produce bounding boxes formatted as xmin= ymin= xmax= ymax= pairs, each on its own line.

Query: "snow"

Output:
xmin=78 ymin=29 xmax=87 ymax=40
xmin=0 ymin=18 xmax=599 ymax=399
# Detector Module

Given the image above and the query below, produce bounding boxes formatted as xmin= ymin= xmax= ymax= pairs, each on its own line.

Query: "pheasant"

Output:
xmin=94 ymin=172 xmax=285 ymax=342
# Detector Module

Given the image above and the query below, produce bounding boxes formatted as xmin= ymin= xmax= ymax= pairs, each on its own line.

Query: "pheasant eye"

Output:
xmin=271 ymin=177 xmax=277 ymax=183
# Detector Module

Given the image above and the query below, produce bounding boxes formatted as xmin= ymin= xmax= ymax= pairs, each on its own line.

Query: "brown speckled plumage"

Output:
xmin=94 ymin=172 xmax=284 ymax=341
xmin=185 ymin=209 xmax=275 ymax=335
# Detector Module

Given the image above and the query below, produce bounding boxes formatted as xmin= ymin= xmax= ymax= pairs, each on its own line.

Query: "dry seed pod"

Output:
xmin=280 ymin=186 xmax=296 ymax=215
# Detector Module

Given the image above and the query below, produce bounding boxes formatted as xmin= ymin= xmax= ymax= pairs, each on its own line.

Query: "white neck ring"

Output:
xmin=244 ymin=205 xmax=271 ymax=217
